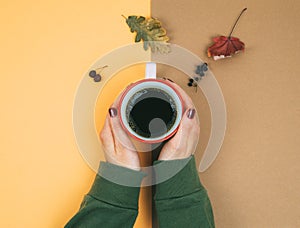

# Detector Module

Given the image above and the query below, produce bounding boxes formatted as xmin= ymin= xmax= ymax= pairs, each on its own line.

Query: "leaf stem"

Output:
xmin=96 ymin=65 xmax=108 ymax=72
xmin=121 ymin=15 xmax=127 ymax=20
xmin=228 ymin=8 xmax=247 ymax=38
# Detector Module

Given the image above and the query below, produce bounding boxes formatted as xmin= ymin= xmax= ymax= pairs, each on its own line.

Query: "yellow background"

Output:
xmin=0 ymin=0 xmax=149 ymax=227
xmin=1 ymin=0 xmax=300 ymax=227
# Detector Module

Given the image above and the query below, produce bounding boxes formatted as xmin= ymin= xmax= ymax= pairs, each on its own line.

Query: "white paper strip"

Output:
xmin=145 ymin=62 xmax=156 ymax=79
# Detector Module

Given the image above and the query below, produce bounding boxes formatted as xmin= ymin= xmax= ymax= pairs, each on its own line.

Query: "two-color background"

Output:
xmin=0 ymin=0 xmax=299 ymax=227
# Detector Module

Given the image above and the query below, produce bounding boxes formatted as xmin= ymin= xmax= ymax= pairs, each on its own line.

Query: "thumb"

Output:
xmin=108 ymin=107 xmax=136 ymax=152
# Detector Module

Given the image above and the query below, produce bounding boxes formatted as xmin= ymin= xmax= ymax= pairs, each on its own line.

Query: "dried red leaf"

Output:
xmin=207 ymin=8 xmax=247 ymax=60
xmin=207 ymin=36 xmax=245 ymax=60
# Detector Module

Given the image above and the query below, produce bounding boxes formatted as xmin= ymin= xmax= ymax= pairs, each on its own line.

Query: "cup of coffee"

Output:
xmin=118 ymin=79 xmax=183 ymax=143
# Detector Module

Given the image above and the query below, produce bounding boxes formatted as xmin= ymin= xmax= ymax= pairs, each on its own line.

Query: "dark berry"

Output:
xmin=194 ymin=76 xmax=200 ymax=81
xmin=89 ymin=70 xmax=96 ymax=78
xmin=94 ymin=74 xmax=101 ymax=82
xmin=202 ymin=64 xmax=208 ymax=71
xmin=189 ymin=78 xmax=194 ymax=83
xmin=199 ymin=71 xmax=205 ymax=77
xmin=188 ymin=82 xmax=193 ymax=87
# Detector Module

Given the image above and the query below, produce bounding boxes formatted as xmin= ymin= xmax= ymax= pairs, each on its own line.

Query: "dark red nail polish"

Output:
xmin=187 ymin=108 xmax=195 ymax=119
xmin=109 ymin=108 xmax=117 ymax=117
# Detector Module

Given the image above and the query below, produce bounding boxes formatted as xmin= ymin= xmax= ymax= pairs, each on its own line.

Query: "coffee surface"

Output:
xmin=126 ymin=88 xmax=177 ymax=138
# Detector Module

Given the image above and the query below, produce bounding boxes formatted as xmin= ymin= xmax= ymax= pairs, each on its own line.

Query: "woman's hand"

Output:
xmin=158 ymin=81 xmax=200 ymax=160
xmin=99 ymin=79 xmax=199 ymax=167
xmin=99 ymin=96 xmax=140 ymax=171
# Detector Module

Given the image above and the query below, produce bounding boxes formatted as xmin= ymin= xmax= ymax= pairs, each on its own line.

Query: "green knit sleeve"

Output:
xmin=153 ymin=155 xmax=215 ymax=228
xmin=65 ymin=162 xmax=146 ymax=228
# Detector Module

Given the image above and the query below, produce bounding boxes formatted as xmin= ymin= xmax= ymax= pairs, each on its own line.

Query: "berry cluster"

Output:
xmin=187 ymin=63 xmax=208 ymax=90
xmin=88 ymin=65 xmax=108 ymax=82
xmin=89 ymin=70 xmax=101 ymax=82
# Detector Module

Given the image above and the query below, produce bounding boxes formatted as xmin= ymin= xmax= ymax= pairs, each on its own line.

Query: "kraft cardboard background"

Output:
xmin=152 ymin=0 xmax=300 ymax=227
xmin=0 ymin=0 xmax=299 ymax=227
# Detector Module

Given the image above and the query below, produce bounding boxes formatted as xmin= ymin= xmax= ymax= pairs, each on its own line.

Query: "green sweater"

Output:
xmin=65 ymin=156 xmax=215 ymax=228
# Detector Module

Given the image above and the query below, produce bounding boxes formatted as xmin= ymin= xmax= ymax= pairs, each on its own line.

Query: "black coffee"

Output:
xmin=126 ymin=88 xmax=177 ymax=138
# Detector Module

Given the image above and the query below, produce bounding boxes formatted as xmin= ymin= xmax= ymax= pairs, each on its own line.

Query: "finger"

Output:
xmin=182 ymin=107 xmax=200 ymax=153
xmin=173 ymin=109 xmax=198 ymax=143
xmin=170 ymin=82 xmax=201 ymax=126
xmin=99 ymin=114 xmax=115 ymax=155
xmin=109 ymin=107 xmax=136 ymax=152
xmin=169 ymin=109 xmax=199 ymax=159
xmin=110 ymin=88 xmax=139 ymax=151
xmin=182 ymin=108 xmax=200 ymax=137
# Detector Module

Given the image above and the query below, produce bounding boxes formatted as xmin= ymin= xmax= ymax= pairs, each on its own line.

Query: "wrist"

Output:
xmin=153 ymin=155 xmax=206 ymax=200
xmin=88 ymin=161 xmax=146 ymax=209
xmin=99 ymin=161 xmax=145 ymax=186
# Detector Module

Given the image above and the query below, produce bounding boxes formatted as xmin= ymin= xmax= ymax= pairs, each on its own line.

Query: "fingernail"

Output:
xmin=187 ymin=108 xmax=196 ymax=119
xmin=109 ymin=108 xmax=117 ymax=118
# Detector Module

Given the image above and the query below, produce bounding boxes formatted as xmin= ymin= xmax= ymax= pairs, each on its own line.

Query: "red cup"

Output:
xmin=118 ymin=79 xmax=184 ymax=143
